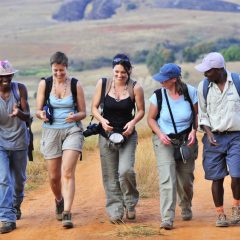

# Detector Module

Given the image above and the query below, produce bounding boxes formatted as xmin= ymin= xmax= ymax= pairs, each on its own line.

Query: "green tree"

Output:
xmin=221 ymin=45 xmax=240 ymax=61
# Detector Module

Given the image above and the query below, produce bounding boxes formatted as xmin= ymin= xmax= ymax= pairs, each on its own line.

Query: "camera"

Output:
xmin=83 ymin=123 xmax=100 ymax=137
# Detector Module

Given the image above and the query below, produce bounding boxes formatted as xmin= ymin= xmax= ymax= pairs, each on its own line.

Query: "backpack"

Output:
xmin=42 ymin=76 xmax=79 ymax=124
xmin=203 ymin=72 xmax=240 ymax=101
xmin=154 ymin=83 xmax=196 ymax=129
xmin=11 ymin=82 xmax=34 ymax=161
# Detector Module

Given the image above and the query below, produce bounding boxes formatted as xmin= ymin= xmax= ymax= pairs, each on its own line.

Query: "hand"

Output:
xmin=9 ymin=104 xmax=19 ymax=117
xmin=66 ymin=112 xmax=76 ymax=123
xmin=158 ymin=132 xmax=171 ymax=145
xmin=187 ymin=129 xmax=196 ymax=146
xmin=207 ymin=132 xmax=219 ymax=146
xmin=101 ymin=118 xmax=113 ymax=132
xmin=40 ymin=110 xmax=49 ymax=122
xmin=122 ymin=120 xmax=135 ymax=137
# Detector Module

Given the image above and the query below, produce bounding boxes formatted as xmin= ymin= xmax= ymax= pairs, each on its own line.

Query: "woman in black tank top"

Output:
xmin=91 ymin=53 xmax=145 ymax=223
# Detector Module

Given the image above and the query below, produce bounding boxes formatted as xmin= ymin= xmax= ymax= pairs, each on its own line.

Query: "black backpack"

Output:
xmin=154 ymin=83 xmax=196 ymax=129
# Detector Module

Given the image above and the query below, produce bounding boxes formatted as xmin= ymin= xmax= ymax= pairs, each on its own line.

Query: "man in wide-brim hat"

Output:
xmin=0 ymin=60 xmax=30 ymax=234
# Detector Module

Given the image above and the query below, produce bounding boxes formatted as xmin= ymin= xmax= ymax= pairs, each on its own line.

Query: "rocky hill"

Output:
xmin=53 ymin=0 xmax=240 ymax=22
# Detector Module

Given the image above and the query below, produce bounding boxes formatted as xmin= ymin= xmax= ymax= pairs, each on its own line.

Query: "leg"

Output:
xmin=118 ymin=132 xmax=139 ymax=216
xmin=212 ymin=178 xmax=224 ymax=208
xmin=176 ymin=155 xmax=195 ymax=220
xmin=61 ymin=150 xmax=79 ymax=212
xmin=230 ymin=177 xmax=240 ymax=224
xmin=99 ymin=135 xmax=124 ymax=220
xmin=152 ymin=134 xmax=176 ymax=228
xmin=46 ymin=157 xmax=62 ymax=201
xmin=0 ymin=149 xmax=16 ymax=222
xmin=10 ymin=150 xmax=28 ymax=220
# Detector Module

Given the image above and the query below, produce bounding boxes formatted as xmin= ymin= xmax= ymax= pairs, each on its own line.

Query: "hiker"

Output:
xmin=195 ymin=52 xmax=240 ymax=227
xmin=36 ymin=51 xmax=86 ymax=228
xmin=91 ymin=53 xmax=145 ymax=223
xmin=0 ymin=60 xmax=30 ymax=234
xmin=147 ymin=63 xmax=198 ymax=230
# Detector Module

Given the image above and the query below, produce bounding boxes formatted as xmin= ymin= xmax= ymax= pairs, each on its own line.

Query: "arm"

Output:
xmin=187 ymin=102 xmax=198 ymax=146
xmin=9 ymin=83 xmax=30 ymax=121
xmin=66 ymin=81 xmax=86 ymax=122
xmin=91 ymin=79 xmax=113 ymax=132
xmin=122 ymin=83 xmax=145 ymax=137
xmin=147 ymin=100 xmax=171 ymax=145
xmin=35 ymin=79 xmax=49 ymax=122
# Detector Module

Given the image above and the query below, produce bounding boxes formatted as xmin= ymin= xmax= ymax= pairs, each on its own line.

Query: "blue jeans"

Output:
xmin=0 ymin=147 xmax=28 ymax=222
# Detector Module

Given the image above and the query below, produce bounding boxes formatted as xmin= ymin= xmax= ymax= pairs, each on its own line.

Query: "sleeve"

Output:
xmin=197 ymin=81 xmax=211 ymax=129
xmin=149 ymin=93 xmax=158 ymax=107
xmin=187 ymin=84 xmax=198 ymax=104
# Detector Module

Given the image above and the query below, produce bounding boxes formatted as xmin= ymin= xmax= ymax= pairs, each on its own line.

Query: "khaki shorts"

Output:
xmin=40 ymin=126 xmax=84 ymax=159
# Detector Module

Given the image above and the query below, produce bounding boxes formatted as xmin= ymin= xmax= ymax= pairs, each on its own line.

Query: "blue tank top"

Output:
xmin=43 ymin=94 xmax=79 ymax=129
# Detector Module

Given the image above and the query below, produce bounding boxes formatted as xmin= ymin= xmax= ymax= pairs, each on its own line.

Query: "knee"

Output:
xmin=49 ymin=173 xmax=61 ymax=185
xmin=119 ymin=168 xmax=134 ymax=180
xmin=62 ymin=168 xmax=74 ymax=180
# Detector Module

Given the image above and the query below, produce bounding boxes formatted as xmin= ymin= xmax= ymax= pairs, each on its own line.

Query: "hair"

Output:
xmin=112 ymin=53 xmax=132 ymax=78
xmin=175 ymin=76 xmax=186 ymax=95
xmin=50 ymin=51 xmax=68 ymax=67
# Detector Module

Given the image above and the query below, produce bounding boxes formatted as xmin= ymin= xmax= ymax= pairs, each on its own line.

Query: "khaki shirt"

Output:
xmin=198 ymin=71 xmax=240 ymax=132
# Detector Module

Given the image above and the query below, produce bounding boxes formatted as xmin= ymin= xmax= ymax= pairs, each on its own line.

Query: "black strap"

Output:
xmin=154 ymin=88 xmax=163 ymax=120
xmin=164 ymin=89 xmax=178 ymax=134
xmin=70 ymin=77 xmax=78 ymax=111
xmin=100 ymin=78 xmax=107 ymax=112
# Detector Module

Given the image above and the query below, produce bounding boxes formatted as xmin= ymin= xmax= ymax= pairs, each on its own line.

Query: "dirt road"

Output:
xmin=2 ymin=142 xmax=240 ymax=240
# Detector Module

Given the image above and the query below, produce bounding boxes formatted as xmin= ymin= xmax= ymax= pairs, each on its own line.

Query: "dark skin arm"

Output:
xmin=202 ymin=125 xmax=218 ymax=146
xmin=9 ymin=83 xmax=30 ymax=121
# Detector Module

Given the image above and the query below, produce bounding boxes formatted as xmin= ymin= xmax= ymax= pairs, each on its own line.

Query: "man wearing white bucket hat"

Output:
xmin=0 ymin=60 xmax=30 ymax=233
xmin=196 ymin=52 xmax=240 ymax=227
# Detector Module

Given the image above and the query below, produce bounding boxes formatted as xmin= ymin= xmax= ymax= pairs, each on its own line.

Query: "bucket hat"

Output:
xmin=0 ymin=60 xmax=18 ymax=76
xmin=153 ymin=63 xmax=181 ymax=83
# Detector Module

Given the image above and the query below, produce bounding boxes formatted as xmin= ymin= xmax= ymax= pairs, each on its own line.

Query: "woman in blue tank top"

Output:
xmin=36 ymin=52 xmax=86 ymax=229
xmin=91 ymin=53 xmax=145 ymax=223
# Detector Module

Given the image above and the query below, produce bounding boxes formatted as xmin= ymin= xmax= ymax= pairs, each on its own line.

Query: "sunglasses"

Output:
xmin=113 ymin=57 xmax=130 ymax=64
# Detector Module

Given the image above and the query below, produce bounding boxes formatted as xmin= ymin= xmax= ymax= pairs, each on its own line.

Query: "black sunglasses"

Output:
xmin=113 ymin=57 xmax=130 ymax=63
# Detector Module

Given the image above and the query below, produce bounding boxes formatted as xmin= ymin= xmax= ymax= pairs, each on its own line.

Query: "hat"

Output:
xmin=0 ymin=60 xmax=18 ymax=76
xmin=195 ymin=52 xmax=225 ymax=72
xmin=153 ymin=63 xmax=181 ymax=83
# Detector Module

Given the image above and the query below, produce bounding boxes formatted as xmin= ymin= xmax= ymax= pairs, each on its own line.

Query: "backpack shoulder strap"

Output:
xmin=182 ymin=83 xmax=196 ymax=130
xmin=231 ymin=73 xmax=240 ymax=97
xmin=43 ymin=76 xmax=53 ymax=104
xmin=11 ymin=81 xmax=20 ymax=104
xmin=203 ymin=78 xmax=210 ymax=101
xmin=100 ymin=78 xmax=107 ymax=110
xmin=70 ymin=77 xmax=78 ymax=111
xmin=154 ymin=88 xmax=163 ymax=120
xmin=127 ymin=79 xmax=137 ymax=102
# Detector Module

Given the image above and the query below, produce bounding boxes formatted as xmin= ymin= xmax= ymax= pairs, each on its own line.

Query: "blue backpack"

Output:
xmin=203 ymin=73 xmax=240 ymax=101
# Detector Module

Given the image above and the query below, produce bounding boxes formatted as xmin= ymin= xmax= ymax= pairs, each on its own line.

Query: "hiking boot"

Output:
xmin=215 ymin=213 xmax=229 ymax=227
xmin=230 ymin=206 xmax=240 ymax=224
xmin=181 ymin=208 xmax=192 ymax=221
xmin=109 ymin=216 xmax=124 ymax=224
xmin=14 ymin=206 xmax=22 ymax=220
xmin=62 ymin=211 xmax=73 ymax=229
xmin=55 ymin=198 xmax=64 ymax=221
xmin=160 ymin=221 xmax=173 ymax=230
xmin=0 ymin=222 xmax=16 ymax=234
xmin=126 ymin=209 xmax=136 ymax=220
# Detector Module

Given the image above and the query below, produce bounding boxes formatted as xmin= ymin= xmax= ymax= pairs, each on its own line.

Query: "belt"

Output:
xmin=212 ymin=131 xmax=239 ymax=135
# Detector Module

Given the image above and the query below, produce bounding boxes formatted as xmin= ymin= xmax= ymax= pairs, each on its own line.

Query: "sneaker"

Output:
xmin=62 ymin=211 xmax=73 ymax=229
xmin=215 ymin=213 xmax=229 ymax=227
xmin=109 ymin=216 xmax=124 ymax=224
xmin=0 ymin=222 xmax=16 ymax=234
xmin=181 ymin=208 xmax=192 ymax=221
xmin=14 ymin=206 xmax=22 ymax=220
xmin=55 ymin=198 xmax=64 ymax=221
xmin=230 ymin=206 xmax=240 ymax=224
xmin=126 ymin=209 xmax=136 ymax=220
xmin=160 ymin=221 xmax=173 ymax=230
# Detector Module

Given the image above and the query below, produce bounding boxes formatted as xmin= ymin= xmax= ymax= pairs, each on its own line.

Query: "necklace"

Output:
xmin=113 ymin=80 xmax=128 ymax=102
xmin=53 ymin=78 xmax=68 ymax=99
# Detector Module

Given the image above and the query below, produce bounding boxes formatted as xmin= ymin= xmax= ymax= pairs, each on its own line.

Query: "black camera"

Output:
xmin=83 ymin=123 xmax=100 ymax=137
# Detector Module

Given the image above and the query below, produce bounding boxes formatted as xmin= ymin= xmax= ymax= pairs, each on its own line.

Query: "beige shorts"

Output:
xmin=40 ymin=125 xmax=84 ymax=160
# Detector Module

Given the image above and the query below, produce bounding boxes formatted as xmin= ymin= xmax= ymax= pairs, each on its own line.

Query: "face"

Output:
xmin=0 ymin=74 xmax=14 ymax=89
xmin=204 ymin=68 xmax=220 ymax=82
xmin=113 ymin=64 xmax=130 ymax=82
xmin=51 ymin=63 xmax=67 ymax=80
xmin=161 ymin=78 xmax=176 ymax=89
